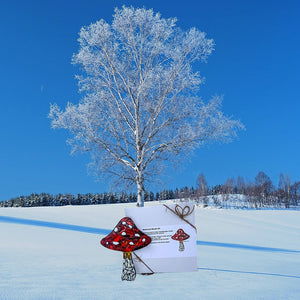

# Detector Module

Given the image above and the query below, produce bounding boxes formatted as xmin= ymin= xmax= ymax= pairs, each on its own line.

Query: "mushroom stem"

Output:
xmin=121 ymin=252 xmax=136 ymax=281
xmin=179 ymin=241 xmax=185 ymax=252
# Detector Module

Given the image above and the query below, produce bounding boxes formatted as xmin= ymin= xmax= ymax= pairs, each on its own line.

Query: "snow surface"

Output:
xmin=0 ymin=202 xmax=299 ymax=300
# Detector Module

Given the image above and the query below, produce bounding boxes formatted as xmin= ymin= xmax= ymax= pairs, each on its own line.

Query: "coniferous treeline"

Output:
xmin=0 ymin=190 xmax=180 ymax=207
xmin=1 ymin=171 xmax=299 ymax=208
xmin=0 ymin=192 xmax=138 ymax=207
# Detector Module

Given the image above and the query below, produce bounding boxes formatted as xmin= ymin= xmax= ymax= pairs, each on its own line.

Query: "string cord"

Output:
xmin=163 ymin=204 xmax=197 ymax=232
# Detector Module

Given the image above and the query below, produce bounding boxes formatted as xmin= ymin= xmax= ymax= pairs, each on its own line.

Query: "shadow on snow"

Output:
xmin=1 ymin=215 xmax=299 ymax=254
xmin=196 ymin=240 xmax=300 ymax=253
xmin=198 ymin=267 xmax=300 ymax=279
xmin=0 ymin=215 xmax=110 ymax=235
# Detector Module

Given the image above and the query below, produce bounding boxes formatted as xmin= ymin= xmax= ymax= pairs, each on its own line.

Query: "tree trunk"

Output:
xmin=136 ymin=176 xmax=144 ymax=207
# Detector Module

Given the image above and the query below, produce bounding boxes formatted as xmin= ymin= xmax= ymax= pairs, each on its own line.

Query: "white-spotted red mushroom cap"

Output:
xmin=171 ymin=228 xmax=190 ymax=242
xmin=100 ymin=217 xmax=151 ymax=252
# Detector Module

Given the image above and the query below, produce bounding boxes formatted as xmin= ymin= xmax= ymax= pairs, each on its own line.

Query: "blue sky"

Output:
xmin=0 ymin=0 xmax=299 ymax=201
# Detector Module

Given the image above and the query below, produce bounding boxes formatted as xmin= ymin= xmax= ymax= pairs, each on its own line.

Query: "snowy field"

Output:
xmin=0 ymin=202 xmax=299 ymax=300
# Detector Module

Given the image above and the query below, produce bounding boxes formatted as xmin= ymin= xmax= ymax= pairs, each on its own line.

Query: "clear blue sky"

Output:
xmin=0 ymin=0 xmax=299 ymax=201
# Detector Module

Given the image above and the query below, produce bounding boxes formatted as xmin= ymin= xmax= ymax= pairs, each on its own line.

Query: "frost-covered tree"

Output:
xmin=49 ymin=6 xmax=243 ymax=207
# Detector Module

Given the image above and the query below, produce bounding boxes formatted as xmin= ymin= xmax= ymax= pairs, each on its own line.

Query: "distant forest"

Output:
xmin=1 ymin=171 xmax=299 ymax=209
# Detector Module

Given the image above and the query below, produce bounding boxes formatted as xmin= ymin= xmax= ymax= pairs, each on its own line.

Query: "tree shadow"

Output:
xmin=198 ymin=267 xmax=300 ymax=279
xmin=0 ymin=215 xmax=110 ymax=235
xmin=1 ymin=215 xmax=299 ymax=254
xmin=197 ymin=240 xmax=300 ymax=253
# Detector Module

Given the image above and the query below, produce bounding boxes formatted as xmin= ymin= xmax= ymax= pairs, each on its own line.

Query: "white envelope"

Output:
xmin=125 ymin=203 xmax=197 ymax=274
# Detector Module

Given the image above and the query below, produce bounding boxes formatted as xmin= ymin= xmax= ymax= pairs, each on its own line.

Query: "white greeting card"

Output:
xmin=125 ymin=203 xmax=197 ymax=274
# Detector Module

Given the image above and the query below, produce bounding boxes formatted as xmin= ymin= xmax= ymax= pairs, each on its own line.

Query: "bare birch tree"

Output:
xmin=196 ymin=173 xmax=209 ymax=204
xmin=237 ymin=175 xmax=246 ymax=194
xmin=49 ymin=6 xmax=243 ymax=207
xmin=278 ymin=173 xmax=292 ymax=208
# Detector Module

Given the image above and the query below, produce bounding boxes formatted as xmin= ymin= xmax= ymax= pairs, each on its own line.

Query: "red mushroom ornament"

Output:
xmin=101 ymin=217 xmax=151 ymax=281
xmin=171 ymin=229 xmax=190 ymax=252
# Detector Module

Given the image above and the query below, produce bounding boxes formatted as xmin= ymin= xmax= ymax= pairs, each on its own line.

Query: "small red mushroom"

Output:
xmin=101 ymin=217 xmax=151 ymax=281
xmin=171 ymin=228 xmax=190 ymax=251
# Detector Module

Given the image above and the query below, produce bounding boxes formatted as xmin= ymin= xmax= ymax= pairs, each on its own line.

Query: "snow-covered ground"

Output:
xmin=0 ymin=202 xmax=299 ymax=300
